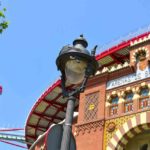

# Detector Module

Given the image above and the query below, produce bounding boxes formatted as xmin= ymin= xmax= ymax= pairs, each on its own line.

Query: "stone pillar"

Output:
xmin=132 ymin=87 xmax=140 ymax=112
xmin=118 ymin=92 xmax=125 ymax=115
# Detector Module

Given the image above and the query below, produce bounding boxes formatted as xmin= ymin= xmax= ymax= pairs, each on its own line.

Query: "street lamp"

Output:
xmin=56 ymin=35 xmax=98 ymax=150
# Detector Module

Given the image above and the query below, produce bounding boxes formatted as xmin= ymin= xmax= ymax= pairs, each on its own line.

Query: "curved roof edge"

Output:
xmin=25 ymin=30 xmax=150 ymax=148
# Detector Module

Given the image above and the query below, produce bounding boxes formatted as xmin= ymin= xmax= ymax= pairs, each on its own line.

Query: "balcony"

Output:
xmin=110 ymin=104 xmax=118 ymax=116
xmin=139 ymin=96 xmax=150 ymax=110
xmin=124 ymin=100 xmax=133 ymax=113
xmin=107 ymin=97 xmax=150 ymax=119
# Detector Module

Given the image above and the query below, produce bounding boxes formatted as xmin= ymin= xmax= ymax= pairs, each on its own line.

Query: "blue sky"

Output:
xmin=0 ymin=0 xmax=150 ymax=149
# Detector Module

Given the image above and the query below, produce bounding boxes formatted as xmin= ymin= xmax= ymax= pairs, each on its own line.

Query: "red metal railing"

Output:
xmin=110 ymin=104 xmax=118 ymax=116
xmin=124 ymin=100 xmax=133 ymax=113
xmin=139 ymin=96 xmax=150 ymax=109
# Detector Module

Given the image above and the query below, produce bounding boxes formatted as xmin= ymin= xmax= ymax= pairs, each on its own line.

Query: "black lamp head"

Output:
xmin=56 ymin=35 xmax=98 ymax=84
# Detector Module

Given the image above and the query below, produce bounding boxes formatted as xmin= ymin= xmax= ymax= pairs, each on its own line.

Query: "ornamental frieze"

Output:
xmin=74 ymin=119 xmax=104 ymax=136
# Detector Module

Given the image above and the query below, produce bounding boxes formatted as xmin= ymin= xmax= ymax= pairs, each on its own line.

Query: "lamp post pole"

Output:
xmin=60 ymin=95 xmax=76 ymax=150
xmin=60 ymin=67 xmax=91 ymax=150
xmin=56 ymin=35 xmax=98 ymax=150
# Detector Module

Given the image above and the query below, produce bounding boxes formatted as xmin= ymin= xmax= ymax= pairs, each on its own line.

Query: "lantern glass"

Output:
xmin=65 ymin=58 xmax=87 ymax=84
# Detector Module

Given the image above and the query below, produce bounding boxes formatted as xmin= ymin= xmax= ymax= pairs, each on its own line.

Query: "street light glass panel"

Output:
xmin=65 ymin=58 xmax=87 ymax=84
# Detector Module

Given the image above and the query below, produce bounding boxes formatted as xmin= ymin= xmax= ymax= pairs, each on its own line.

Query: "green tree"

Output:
xmin=0 ymin=2 xmax=8 ymax=34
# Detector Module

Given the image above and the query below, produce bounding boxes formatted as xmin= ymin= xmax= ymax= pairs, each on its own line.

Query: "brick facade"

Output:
xmin=74 ymin=40 xmax=150 ymax=150
xmin=28 ymin=34 xmax=150 ymax=150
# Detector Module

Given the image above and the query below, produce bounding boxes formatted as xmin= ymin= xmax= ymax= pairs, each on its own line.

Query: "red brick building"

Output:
xmin=25 ymin=30 xmax=150 ymax=150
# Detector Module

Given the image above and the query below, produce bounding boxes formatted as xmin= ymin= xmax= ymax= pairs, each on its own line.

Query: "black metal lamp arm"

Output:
xmin=61 ymin=73 xmax=69 ymax=97
xmin=61 ymin=62 xmax=94 ymax=98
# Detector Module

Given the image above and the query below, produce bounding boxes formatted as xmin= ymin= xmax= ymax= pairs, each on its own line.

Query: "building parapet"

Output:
xmin=95 ymin=62 xmax=129 ymax=76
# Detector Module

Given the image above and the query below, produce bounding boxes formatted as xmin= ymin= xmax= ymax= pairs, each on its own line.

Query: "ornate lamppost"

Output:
xmin=56 ymin=35 xmax=98 ymax=150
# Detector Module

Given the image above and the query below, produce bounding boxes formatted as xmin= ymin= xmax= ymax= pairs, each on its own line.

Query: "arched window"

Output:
xmin=140 ymin=88 xmax=149 ymax=97
xmin=124 ymin=92 xmax=133 ymax=113
xmin=125 ymin=92 xmax=134 ymax=101
xmin=110 ymin=96 xmax=119 ymax=116
xmin=111 ymin=96 xmax=119 ymax=104
xmin=140 ymin=88 xmax=150 ymax=109
xmin=135 ymin=50 xmax=146 ymax=63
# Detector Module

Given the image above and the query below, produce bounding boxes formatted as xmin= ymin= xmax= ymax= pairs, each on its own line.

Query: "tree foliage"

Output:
xmin=0 ymin=2 xmax=8 ymax=34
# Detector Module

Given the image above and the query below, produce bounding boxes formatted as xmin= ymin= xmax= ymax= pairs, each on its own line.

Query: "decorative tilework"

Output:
xmin=84 ymin=92 xmax=99 ymax=122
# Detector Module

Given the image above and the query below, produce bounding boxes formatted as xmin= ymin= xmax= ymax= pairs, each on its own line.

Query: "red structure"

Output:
xmin=25 ymin=28 xmax=150 ymax=150
xmin=0 ymin=86 xmax=2 ymax=94
xmin=0 ymin=86 xmax=27 ymax=149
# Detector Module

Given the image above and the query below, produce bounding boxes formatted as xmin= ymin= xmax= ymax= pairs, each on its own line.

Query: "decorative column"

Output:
xmin=132 ymin=87 xmax=140 ymax=112
xmin=118 ymin=91 xmax=125 ymax=115
xmin=106 ymin=95 xmax=111 ymax=118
